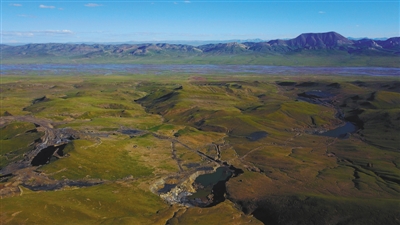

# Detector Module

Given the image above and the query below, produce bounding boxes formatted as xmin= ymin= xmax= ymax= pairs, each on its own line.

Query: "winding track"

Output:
xmin=152 ymin=133 xmax=227 ymax=167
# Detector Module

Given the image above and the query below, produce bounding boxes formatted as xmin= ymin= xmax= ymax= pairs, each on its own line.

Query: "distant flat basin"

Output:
xmin=1 ymin=64 xmax=399 ymax=76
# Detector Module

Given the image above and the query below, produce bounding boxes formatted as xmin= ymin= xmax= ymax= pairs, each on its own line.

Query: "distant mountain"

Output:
xmin=285 ymin=32 xmax=354 ymax=49
xmin=198 ymin=42 xmax=249 ymax=53
xmin=348 ymin=37 xmax=389 ymax=41
xmin=376 ymin=37 xmax=400 ymax=50
xmin=206 ymin=32 xmax=399 ymax=54
xmin=1 ymin=32 xmax=399 ymax=66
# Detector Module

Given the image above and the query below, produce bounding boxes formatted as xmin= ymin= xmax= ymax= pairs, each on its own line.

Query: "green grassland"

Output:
xmin=1 ymin=182 xmax=170 ymax=225
xmin=1 ymin=73 xmax=399 ymax=224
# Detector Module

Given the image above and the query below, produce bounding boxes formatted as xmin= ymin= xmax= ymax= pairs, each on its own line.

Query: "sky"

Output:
xmin=1 ymin=0 xmax=399 ymax=43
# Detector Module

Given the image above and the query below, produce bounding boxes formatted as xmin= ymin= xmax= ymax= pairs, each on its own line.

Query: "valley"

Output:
xmin=1 ymin=70 xmax=399 ymax=224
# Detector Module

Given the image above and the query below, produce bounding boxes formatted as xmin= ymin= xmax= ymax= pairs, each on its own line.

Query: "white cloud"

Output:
xmin=46 ymin=30 xmax=74 ymax=34
xmin=18 ymin=14 xmax=36 ymax=18
xmin=10 ymin=3 xmax=22 ymax=7
xmin=1 ymin=32 xmax=34 ymax=37
xmin=59 ymin=8 xmax=64 ymax=10
xmin=1 ymin=30 xmax=74 ymax=37
xmin=184 ymin=1 xmax=190 ymax=3
xmin=318 ymin=11 xmax=326 ymax=14
xmin=84 ymin=3 xmax=102 ymax=7
xmin=174 ymin=2 xmax=178 ymax=4
xmin=39 ymin=5 xmax=55 ymax=9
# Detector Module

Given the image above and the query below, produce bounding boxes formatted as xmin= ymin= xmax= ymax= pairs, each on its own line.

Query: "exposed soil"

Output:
xmin=0 ymin=116 xmax=105 ymax=198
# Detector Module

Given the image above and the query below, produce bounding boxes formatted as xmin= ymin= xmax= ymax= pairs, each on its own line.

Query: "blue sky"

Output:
xmin=1 ymin=0 xmax=399 ymax=43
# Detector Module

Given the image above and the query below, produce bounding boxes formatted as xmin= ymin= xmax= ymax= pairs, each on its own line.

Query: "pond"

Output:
xmin=317 ymin=122 xmax=358 ymax=139
xmin=247 ymin=131 xmax=268 ymax=141
xmin=194 ymin=167 xmax=232 ymax=187
xmin=31 ymin=144 xmax=67 ymax=166
xmin=186 ymin=166 xmax=236 ymax=207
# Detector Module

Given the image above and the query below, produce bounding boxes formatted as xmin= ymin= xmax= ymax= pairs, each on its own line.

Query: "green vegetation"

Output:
xmin=1 ymin=182 xmax=170 ymax=225
xmin=41 ymin=139 xmax=154 ymax=180
xmin=1 ymin=73 xmax=399 ymax=224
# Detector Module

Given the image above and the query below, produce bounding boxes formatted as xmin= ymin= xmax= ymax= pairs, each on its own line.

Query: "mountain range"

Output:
xmin=1 ymin=32 xmax=399 ymax=66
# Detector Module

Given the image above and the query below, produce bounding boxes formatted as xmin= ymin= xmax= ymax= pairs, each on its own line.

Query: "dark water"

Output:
xmin=195 ymin=167 xmax=232 ymax=187
xmin=247 ymin=131 xmax=268 ymax=141
xmin=300 ymin=91 xmax=335 ymax=98
xmin=318 ymin=122 xmax=358 ymax=139
xmin=120 ymin=129 xmax=142 ymax=135
xmin=187 ymin=167 xmax=233 ymax=207
xmin=31 ymin=144 xmax=67 ymax=166
xmin=158 ymin=184 xmax=177 ymax=194
xmin=1 ymin=64 xmax=399 ymax=76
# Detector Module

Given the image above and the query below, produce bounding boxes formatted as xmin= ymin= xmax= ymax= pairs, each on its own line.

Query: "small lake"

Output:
xmin=194 ymin=167 xmax=232 ymax=187
xmin=1 ymin=64 xmax=399 ymax=76
xmin=318 ymin=122 xmax=358 ymax=139
xmin=186 ymin=167 xmax=233 ymax=207
xmin=247 ymin=131 xmax=268 ymax=141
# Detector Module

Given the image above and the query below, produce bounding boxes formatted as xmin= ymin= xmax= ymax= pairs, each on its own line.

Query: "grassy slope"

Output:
xmin=1 ymin=182 xmax=170 ymax=225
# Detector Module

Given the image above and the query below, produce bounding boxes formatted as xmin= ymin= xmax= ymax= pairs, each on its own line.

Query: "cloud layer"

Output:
xmin=18 ymin=14 xmax=36 ymax=18
xmin=85 ymin=3 xmax=102 ymax=7
xmin=2 ymin=30 xmax=74 ymax=37
xmin=39 ymin=5 xmax=55 ymax=9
